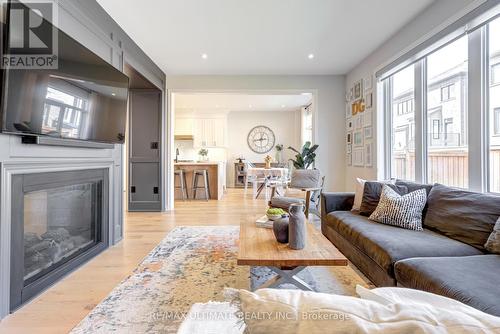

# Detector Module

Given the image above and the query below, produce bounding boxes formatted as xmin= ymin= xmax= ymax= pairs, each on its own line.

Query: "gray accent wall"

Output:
xmin=0 ymin=0 xmax=167 ymax=319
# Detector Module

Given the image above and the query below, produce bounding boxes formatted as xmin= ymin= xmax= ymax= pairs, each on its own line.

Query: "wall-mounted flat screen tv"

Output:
xmin=0 ymin=1 xmax=129 ymax=144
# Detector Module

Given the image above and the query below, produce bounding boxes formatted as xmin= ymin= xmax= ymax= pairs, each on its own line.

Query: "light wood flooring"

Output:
xmin=0 ymin=188 xmax=289 ymax=333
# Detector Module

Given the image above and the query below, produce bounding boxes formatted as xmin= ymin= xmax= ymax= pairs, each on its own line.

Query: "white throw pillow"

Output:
xmin=226 ymin=287 xmax=500 ymax=334
xmin=352 ymin=178 xmax=396 ymax=212
xmin=351 ymin=177 xmax=366 ymax=211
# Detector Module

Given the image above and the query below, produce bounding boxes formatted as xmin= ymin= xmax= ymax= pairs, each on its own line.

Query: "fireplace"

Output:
xmin=10 ymin=169 xmax=109 ymax=311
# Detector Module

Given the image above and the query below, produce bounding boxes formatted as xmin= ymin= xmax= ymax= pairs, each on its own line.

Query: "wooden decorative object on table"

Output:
xmin=264 ymin=155 xmax=272 ymax=169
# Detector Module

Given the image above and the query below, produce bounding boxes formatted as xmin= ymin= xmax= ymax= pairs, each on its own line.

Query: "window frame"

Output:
xmin=491 ymin=62 xmax=500 ymax=85
xmin=383 ymin=32 xmax=477 ymax=189
xmin=494 ymin=108 xmax=500 ymax=136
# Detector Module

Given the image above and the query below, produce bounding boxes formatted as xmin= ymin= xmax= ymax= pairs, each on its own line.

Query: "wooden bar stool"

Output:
xmin=174 ymin=169 xmax=188 ymax=200
xmin=192 ymin=169 xmax=210 ymax=201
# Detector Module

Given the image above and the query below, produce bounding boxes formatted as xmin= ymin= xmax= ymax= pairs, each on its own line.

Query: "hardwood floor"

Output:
xmin=0 ymin=188 xmax=276 ymax=333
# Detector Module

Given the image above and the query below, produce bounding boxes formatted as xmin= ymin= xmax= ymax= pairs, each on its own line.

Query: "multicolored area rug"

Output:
xmin=71 ymin=226 xmax=372 ymax=333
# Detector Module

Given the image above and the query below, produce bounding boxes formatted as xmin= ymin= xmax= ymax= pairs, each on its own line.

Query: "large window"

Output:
xmin=382 ymin=9 xmax=500 ymax=193
xmin=426 ymin=36 xmax=468 ymax=188
xmin=489 ymin=17 xmax=500 ymax=193
xmin=389 ymin=65 xmax=415 ymax=181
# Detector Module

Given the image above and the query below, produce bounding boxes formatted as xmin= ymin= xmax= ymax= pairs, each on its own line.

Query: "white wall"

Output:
xmin=344 ymin=0 xmax=483 ymax=190
xmin=167 ymin=75 xmax=346 ymax=191
xmin=226 ymin=109 xmax=301 ymax=186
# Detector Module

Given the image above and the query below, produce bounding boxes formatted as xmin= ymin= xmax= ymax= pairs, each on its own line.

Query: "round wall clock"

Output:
xmin=247 ymin=125 xmax=276 ymax=154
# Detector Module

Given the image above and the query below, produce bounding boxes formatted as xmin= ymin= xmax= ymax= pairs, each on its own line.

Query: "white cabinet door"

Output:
xmin=193 ymin=117 xmax=227 ymax=147
xmin=174 ymin=118 xmax=193 ymax=136
xmin=193 ymin=119 xmax=204 ymax=147
xmin=213 ymin=118 xmax=226 ymax=147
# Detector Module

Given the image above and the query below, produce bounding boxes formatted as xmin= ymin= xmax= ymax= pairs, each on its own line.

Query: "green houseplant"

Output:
xmin=288 ymin=141 xmax=318 ymax=169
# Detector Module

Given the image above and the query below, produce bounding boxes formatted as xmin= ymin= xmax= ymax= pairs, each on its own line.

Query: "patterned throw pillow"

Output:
xmin=369 ymin=185 xmax=427 ymax=231
xmin=485 ymin=218 xmax=500 ymax=254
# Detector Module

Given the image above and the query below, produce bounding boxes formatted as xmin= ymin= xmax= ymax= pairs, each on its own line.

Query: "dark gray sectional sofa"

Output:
xmin=321 ymin=180 xmax=500 ymax=316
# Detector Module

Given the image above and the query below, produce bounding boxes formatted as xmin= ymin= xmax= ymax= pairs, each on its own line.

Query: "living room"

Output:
xmin=1 ymin=0 xmax=500 ymax=333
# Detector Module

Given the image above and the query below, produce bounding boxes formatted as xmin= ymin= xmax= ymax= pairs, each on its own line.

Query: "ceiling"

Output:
xmin=96 ymin=0 xmax=434 ymax=75
xmin=174 ymin=93 xmax=312 ymax=113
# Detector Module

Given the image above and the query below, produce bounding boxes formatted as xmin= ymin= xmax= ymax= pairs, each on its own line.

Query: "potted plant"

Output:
xmin=198 ymin=148 xmax=209 ymax=162
xmin=288 ymin=141 xmax=318 ymax=169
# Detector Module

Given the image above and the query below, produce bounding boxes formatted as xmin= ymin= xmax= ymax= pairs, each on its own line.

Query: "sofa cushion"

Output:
xmin=424 ymin=184 xmax=500 ymax=250
xmin=395 ymin=180 xmax=433 ymax=218
xmin=395 ymin=180 xmax=433 ymax=196
xmin=394 ymin=255 xmax=500 ymax=316
xmin=359 ymin=182 xmax=408 ymax=217
xmin=270 ymin=196 xmax=305 ymax=210
xmin=325 ymin=211 xmax=482 ymax=276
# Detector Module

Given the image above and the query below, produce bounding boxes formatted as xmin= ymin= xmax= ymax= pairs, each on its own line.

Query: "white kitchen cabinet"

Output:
xmin=174 ymin=118 xmax=194 ymax=136
xmin=193 ymin=118 xmax=227 ymax=147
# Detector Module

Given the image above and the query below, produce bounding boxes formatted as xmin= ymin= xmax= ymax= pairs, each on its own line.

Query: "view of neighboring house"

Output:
xmin=392 ymin=45 xmax=500 ymax=191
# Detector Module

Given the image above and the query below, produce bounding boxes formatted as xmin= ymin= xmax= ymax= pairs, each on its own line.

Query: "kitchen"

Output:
xmin=172 ymin=92 xmax=312 ymax=201
xmin=174 ymin=113 xmax=227 ymax=200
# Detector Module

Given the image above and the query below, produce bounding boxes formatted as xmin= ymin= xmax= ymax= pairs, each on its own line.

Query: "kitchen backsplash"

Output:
xmin=174 ymin=140 xmax=227 ymax=162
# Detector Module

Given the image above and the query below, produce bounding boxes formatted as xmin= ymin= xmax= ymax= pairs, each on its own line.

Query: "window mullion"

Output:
xmin=384 ymin=78 xmax=393 ymax=180
xmin=468 ymin=26 xmax=488 ymax=192
xmin=414 ymin=60 xmax=427 ymax=183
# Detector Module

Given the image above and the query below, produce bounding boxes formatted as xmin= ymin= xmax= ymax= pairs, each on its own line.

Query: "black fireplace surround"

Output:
xmin=10 ymin=169 xmax=109 ymax=311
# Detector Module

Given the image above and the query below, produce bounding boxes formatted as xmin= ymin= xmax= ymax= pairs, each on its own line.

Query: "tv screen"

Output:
xmin=0 ymin=2 xmax=129 ymax=144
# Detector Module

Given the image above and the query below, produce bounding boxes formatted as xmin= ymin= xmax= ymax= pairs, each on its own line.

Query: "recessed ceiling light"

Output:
xmin=308 ymin=53 xmax=314 ymax=59
xmin=249 ymin=104 xmax=253 ymax=108
xmin=201 ymin=53 xmax=208 ymax=59
xmin=215 ymin=104 xmax=219 ymax=108
xmin=281 ymin=104 xmax=286 ymax=108
xmin=111 ymin=93 xmax=116 ymax=96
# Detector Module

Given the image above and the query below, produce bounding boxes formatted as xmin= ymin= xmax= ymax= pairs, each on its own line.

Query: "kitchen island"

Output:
xmin=174 ymin=162 xmax=225 ymax=200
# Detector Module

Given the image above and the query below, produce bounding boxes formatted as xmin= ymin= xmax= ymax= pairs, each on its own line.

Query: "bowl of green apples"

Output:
xmin=266 ymin=207 xmax=287 ymax=221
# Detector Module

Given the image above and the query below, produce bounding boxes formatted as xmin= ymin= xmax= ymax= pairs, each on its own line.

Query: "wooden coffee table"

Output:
xmin=237 ymin=219 xmax=348 ymax=291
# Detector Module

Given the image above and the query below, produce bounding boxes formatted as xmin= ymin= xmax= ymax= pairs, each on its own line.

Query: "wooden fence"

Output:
xmin=393 ymin=148 xmax=500 ymax=191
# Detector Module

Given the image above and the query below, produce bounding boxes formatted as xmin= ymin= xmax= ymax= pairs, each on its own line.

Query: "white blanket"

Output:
xmin=178 ymin=286 xmax=500 ymax=334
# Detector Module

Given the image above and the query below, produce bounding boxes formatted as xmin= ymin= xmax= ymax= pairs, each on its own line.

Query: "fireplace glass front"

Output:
xmin=10 ymin=169 xmax=108 ymax=311
xmin=23 ymin=183 xmax=98 ymax=283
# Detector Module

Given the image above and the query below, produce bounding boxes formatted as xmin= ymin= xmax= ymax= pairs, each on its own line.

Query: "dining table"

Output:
xmin=246 ymin=167 xmax=288 ymax=199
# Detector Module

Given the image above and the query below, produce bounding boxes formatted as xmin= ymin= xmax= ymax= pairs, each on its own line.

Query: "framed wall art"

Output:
xmin=346 ymin=103 xmax=352 ymax=119
xmin=353 ymin=149 xmax=364 ymax=167
xmin=364 ymin=126 xmax=373 ymax=139
xmin=346 ymin=119 xmax=354 ymax=131
xmin=363 ymin=111 xmax=372 ymax=127
xmin=364 ymin=142 xmax=373 ymax=167
xmin=364 ymin=76 xmax=373 ymax=91
xmin=365 ymin=92 xmax=373 ymax=109
xmin=353 ymin=130 xmax=363 ymax=147
xmin=347 ymin=131 xmax=352 ymax=145
xmin=353 ymin=80 xmax=363 ymax=100
xmin=354 ymin=115 xmax=363 ymax=129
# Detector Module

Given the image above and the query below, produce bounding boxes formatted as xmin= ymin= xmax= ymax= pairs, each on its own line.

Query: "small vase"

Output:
xmin=288 ymin=203 xmax=306 ymax=250
xmin=273 ymin=217 xmax=289 ymax=243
